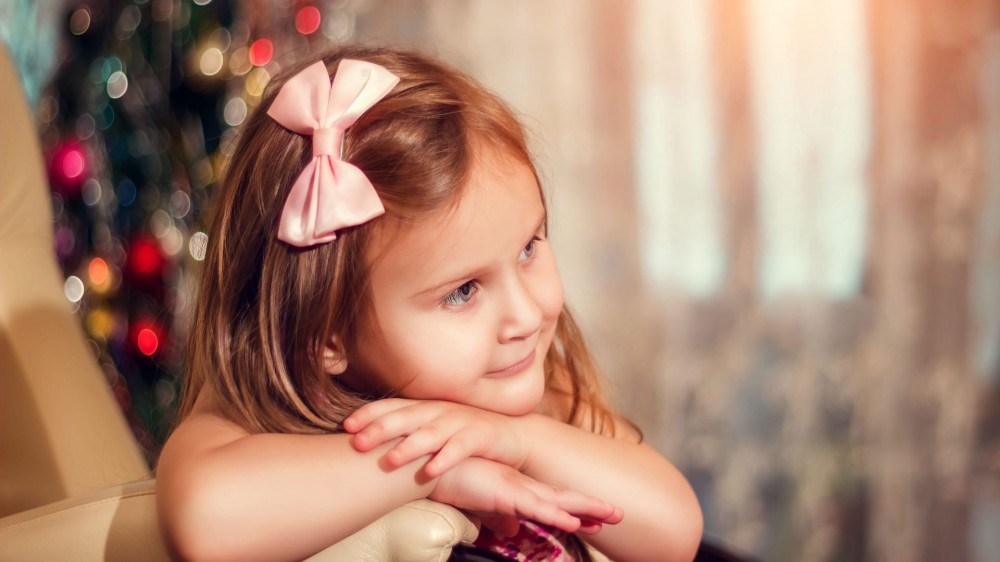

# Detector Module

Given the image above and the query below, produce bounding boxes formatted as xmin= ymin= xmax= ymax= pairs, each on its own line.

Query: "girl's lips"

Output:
xmin=484 ymin=349 xmax=536 ymax=378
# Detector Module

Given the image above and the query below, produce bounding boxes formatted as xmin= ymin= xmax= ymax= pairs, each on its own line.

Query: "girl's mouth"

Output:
xmin=484 ymin=349 xmax=536 ymax=378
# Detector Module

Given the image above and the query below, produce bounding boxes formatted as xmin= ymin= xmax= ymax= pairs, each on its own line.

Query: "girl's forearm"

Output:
xmin=157 ymin=431 xmax=435 ymax=562
xmin=516 ymin=414 xmax=703 ymax=562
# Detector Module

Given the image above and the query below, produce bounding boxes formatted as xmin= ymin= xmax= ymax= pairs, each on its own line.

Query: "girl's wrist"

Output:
xmin=507 ymin=412 xmax=551 ymax=474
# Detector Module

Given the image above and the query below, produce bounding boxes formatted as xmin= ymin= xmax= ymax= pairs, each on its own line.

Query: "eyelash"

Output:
xmin=443 ymin=281 xmax=478 ymax=307
xmin=519 ymin=236 xmax=542 ymax=262
xmin=441 ymin=236 xmax=543 ymax=308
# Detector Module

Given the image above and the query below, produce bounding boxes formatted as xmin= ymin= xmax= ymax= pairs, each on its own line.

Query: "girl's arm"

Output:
xmin=347 ymin=400 xmax=703 ymax=562
xmin=157 ymin=398 xmax=621 ymax=562
xmin=156 ymin=411 xmax=434 ymax=562
xmin=515 ymin=413 xmax=703 ymax=562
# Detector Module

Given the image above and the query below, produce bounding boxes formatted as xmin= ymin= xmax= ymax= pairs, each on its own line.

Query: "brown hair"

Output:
xmin=175 ymin=45 xmax=631 ymax=439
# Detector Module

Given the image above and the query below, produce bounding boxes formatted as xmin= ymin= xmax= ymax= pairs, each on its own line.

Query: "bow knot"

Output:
xmin=267 ymin=59 xmax=400 ymax=247
xmin=312 ymin=127 xmax=341 ymax=157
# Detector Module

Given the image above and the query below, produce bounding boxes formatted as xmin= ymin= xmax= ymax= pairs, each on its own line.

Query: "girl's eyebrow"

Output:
xmin=412 ymin=211 xmax=546 ymax=299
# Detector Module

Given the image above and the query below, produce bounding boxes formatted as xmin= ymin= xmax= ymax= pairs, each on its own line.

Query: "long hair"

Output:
xmin=174 ymin=45 xmax=631 ymax=438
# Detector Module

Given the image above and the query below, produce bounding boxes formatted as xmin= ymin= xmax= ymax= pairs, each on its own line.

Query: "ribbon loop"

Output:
xmin=266 ymin=59 xmax=400 ymax=247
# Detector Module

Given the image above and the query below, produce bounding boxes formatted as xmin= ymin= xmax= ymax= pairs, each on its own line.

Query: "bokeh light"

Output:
xmin=70 ymin=8 xmax=91 ymax=36
xmin=245 ymin=67 xmax=270 ymax=97
xmin=56 ymin=145 xmax=86 ymax=182
xmin=137 ymin=327 xmax=159 ymax=356
xmin=228 ymin=47 xmax=251 ymax=76
xmin=189 ymin=232 xmax=209 ymax=261
xmin=76 ymin=113 xmax=96 ymax=140
xmin=169 ymin=191 xmax=192 ymax=219
xmin=116 ymin=178 xmax=137 ymax=206
xmin=128 ymin=237 xmax=163 ymax=278
xmin=118 ymin=5 xmax=141 ymax=36
xmin=161 ymin=227 xmax=185 ymax=256
xmin=81 ymin=178 xmax=102 ymax=206
xmin=88 ymin=257 xmax=110 ymax=286
xmin=295 ymin=7 xmax=321 ymax=35
xmin=107 ymin=71 xmax=128 ymax=99
xmin=200 ymin=47 xmax=225 ymax=76
xmin=86 ymin=308 xmax=115 ymax=341
xmin=50 ymin=141 xmax=89 ymax=196
xmin=248 ymin=38 xmax=273 ymax=66
xmin=223 ymin=97 xmax=248 ymax=126
xmin=64 ymin=276 xmax=85 ymax=303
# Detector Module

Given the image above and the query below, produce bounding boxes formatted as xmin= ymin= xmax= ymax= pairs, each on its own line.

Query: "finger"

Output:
xmin=512 ymin=492 xmax=581 ymax=534
xmin=606 ymin=506 xmax=625 ymax=525
xmin=549 ymin=488 xmax=620 ymax=524
xmin=351 ymin=405 xmax=441 ymax=451
xmin=519 ymin=482 xmax=620 ymax=525
xmin=343 ymin=398 xmax=420 ymax=433
xmin=384 ymin=424 xmax=449 ymax=467
xmin=423 ymin=430 xmax=483 ymax=477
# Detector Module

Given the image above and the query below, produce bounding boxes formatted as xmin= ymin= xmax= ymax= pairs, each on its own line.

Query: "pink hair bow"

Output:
xmin=267 ymin=59 xmax=400 ymax=247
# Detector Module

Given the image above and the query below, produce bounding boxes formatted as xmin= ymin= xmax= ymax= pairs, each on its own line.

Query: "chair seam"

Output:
xmin=0 ymin=490 xmax=157 ymax=534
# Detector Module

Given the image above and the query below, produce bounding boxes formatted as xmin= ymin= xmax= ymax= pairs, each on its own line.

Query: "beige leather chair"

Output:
xmin=0 ymin=45 xmax=477 ymax=561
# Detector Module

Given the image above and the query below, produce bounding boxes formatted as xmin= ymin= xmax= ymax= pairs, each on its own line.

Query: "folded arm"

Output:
xmin=516 ymin=413 xmax=703 ymax=562
xmin=156 ymin=412 xmax=435 ymax=562
xmin=346 ymin=399 xmax=703 ymax=562
xmin=157 ymin=407 xmax=621 ymax=562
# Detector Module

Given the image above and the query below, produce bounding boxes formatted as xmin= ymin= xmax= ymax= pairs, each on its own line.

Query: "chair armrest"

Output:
xmin=310 ymin=499 xmax=479 ymax=562
xmin=0 ymin=478 xmax=479 ymax=562
xmin=0 ymin=479 xmax=169 ymax=561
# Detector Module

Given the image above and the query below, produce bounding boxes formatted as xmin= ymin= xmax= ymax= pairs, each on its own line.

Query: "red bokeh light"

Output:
xmin=249 ymin=38 xmax=273 ymax=66
xmin=295 ymin=7 xmax=321 ymax=35
xmin=62 ymin=150 xmax=86 ymax=179
xmin=48 ymin=140 xmax=89 ymax=196
xmin=137 ymin=327 xmax=159 ymax=356
xmin=127 ymin=237 xmax=164 ymax=279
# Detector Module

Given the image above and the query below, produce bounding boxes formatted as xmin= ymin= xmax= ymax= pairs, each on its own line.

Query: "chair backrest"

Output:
xmin=0 ymin=45 xmax=150 ymax=519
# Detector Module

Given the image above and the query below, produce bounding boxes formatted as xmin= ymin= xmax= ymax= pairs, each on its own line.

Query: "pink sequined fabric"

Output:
xmin=474 ymin=520 xmax=578 ymax=561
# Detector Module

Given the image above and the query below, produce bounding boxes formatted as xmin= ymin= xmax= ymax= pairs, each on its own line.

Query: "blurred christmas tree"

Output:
xmin=34 ymin=0 xmax=363 ymax=462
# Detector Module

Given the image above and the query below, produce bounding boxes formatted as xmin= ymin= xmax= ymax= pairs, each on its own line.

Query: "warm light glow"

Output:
xmin=295 ymin=7 xmax=322 ymax=35
xmin=248 ymin=39 xmax=273 ymax=66
xmin=245 ymin=67 xmax=270 ymax=97
xmin=86 ymin=308 xmax=114 ymax=340
xmin=70 ymin=8 xmax=91 ymax=35
xmin=89 ymin=257 xmax=109 ymax=285
xmin=137 ymin=328 xmax=159 ymax=356
xmin=200 ymin=47 xmax=225 ymax=76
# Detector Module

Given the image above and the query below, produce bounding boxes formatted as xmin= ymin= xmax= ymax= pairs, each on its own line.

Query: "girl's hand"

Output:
xmin=344 ymin=398 xmax=526 ymax=477
xmin=430 ymin=457 xmax=624 ymax=535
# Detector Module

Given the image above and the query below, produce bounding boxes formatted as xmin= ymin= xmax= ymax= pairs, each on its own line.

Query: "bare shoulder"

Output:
xmin=157 ymin=388 xmax=248 ymax=473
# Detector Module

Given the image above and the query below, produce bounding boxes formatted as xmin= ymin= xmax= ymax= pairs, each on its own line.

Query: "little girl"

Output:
xmin=156 ymin=45 xmax=702 ymax=562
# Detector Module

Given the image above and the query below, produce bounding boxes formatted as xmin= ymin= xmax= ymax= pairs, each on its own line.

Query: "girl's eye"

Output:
xmin=518 ymin=236 xmax=542 ymax=262
xmin=443 ymin=281 xmax=478 ymax=307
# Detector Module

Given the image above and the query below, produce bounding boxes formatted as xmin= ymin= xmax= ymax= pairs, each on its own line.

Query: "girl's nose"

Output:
xmin=498 ymin=275 xmax=543 ymax=343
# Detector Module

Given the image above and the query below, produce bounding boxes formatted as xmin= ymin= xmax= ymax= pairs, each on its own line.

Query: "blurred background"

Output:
xmin=2 ymin=0 xmax=999 ymax=560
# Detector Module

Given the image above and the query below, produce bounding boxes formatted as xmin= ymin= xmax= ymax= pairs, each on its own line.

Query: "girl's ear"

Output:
xmin=322 ymin=336 xmax=349 ymax=375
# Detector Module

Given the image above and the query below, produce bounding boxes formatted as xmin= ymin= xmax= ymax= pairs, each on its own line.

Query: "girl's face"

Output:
xmin=342 ymin=152 xmax=564 ymax=416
